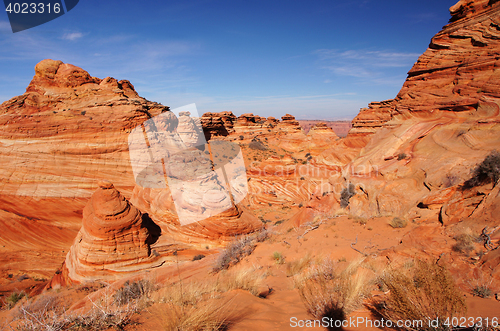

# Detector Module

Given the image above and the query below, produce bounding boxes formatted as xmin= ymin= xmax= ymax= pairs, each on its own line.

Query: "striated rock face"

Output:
xmin=298 ymin=120 xmax=352 ymax=136
xmin=0 ymin=59 xmax=169 ymax=275
xmin=0 ymin=59 xmax=168 ymax=218
xmin=341 ymin=0 xmax=500 ymax=220
xmin=200 ymin=111 xmax=237 ymax=140
xmin=54 ymin=181 xmax=163 ymax=284
xmin=346 ymin=0 xmax=500 ymax=144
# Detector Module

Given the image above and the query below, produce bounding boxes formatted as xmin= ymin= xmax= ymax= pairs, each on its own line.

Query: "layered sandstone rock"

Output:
xmin=335 ymin=0 xmax=500 ymax=223
xmin=299 ymin=120 xmax=352 ymax=136
xmin=346 ymin=0 xmax=500 ymax=145
xmin=201 ymin=111 xmax=237 ymax=140
xmin=0 ymin=60 xmax=170 ymax=275
xmin=56 ymin=181 xmax=163 ymax=284
xmin=0 ymin=59 xmax=168 ymax=223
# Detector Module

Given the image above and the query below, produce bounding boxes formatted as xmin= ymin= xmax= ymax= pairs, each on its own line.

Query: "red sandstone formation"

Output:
xmin=0 ymin=59 xmax=170 ymax=276
xmin=3 ymin=1 xmax=500 ymax=319
xmin=340 ymin=0 xmax=500 ymax=221
xmin=347 ymin=0 xmax=500 ymax=144
xmin=50 ymin=181 xmax=163 ymax=285
xmin=200 ymin=111 xmax=237 ymax=140
xmin=298 ymin=120 xmax=352 ymax=136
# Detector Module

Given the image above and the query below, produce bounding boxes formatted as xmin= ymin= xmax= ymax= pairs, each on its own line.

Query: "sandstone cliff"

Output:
xmin=347 ymin=0 xmax=500 ymax=143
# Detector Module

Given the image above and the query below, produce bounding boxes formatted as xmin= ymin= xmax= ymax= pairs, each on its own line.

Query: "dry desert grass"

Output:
xmin=294 ymin=258 xmax=374 ymax=325
xmin=370 ymin=259 xmax=466 ymax=331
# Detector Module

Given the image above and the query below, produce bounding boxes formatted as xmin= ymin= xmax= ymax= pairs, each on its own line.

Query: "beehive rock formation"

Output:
xmin=59 ymin=181 xmax=163 ymax=284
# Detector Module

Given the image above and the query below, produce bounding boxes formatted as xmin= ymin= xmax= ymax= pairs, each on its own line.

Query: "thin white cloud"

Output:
xmin=62 ymin=32 xmax=84 ymax=41
xmin=316 ymin=49 xmax=420 ymax=68
xmin=315 ymin=48 xmax=420 ymax=83
xmin=0 ymin=20 xmax=11 ymax=32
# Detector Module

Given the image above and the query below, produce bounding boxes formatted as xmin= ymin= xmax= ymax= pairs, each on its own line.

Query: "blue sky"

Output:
xmin=0 ymin=0 xmax=457 ymax=120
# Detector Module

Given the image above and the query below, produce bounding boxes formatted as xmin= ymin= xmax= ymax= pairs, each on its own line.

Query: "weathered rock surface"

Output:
xmin=346 ymin=0 xmax=500 ymax=144
xmin=0 ymin=60 xmax=171 ymax=276
xmin=299 ymin=120 xmax=352 ymax=137
xmin=50 ymin=181 xmax=163 ymax=285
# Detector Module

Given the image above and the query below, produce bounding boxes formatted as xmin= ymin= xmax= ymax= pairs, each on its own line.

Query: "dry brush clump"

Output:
xmin=285 ymin=254 xmax=312 ymax=277
xmin=212 ymin=229 xmax=269 ymax=272
xmin=114 ymin=279 xmax=155 ymax=306
xmin=467 ymin=272 xmax=495 ymax=299
xmin=370 ymin=259 xmax=466 ymax=331
xmin=160 ymin=299 xmax=239 ymax=331
xmin=217 ymin=267 xmax=266 ymax=296
xmin=464 ymin=150 xmax=500 ymax=189
xmin=390 ymin=217 xmax=408 ymax=228
xmin=12 ymin=294 xmax=68 ymax=331
xmin=451 ymin=230 xmax=478 ymax=255
xmin=3 ymin=291 xmax=26 ymax=310
xmin=340 ymin=183 xmax=356 ymax=209
xmin=295 ymin=258 xmax=373 ymax=326
xmin=153 ymin=267 xmax=264 ymax=330
xmin=10 ymin=284 xmax=142 ymax=331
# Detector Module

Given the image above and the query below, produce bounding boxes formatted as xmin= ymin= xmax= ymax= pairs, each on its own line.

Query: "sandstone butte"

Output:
xmin=1 ymin=0 xmax=500 ymax=329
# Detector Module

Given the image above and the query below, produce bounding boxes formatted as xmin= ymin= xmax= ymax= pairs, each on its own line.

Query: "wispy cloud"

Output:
xmin=316 ymin=49 xmax=420 ymax=68
xmin=62 ymin=32 xmax=84 ymax=41
xmin=314 ymin=49 xmax=420 ymax=83
xmin=0 ymin=20 xmax=11 ymax=32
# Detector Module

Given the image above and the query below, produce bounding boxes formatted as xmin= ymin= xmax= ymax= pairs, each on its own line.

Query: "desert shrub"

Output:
xmin=472 ymin=285 xmax=492 ymax=298
xmin=464 ymin=150 xmax=500 ymax=188
xmin=212 ymin=236 xmax=255 ymax=272
xmin=340 ymin=183 xmax=356 ymax=209
xmin=451 ymin=232 xmax=476 ymax=254
xmin=296 ymin=259 xmax=371 ymax=327
xmin=157 ymin=280 xmax=217 ymax=307
xmin=443 ymin=174 xmax=459 ymax=188
xmin=218 ymin=267 xmax=265 ymax=297
xmin=13 ymin=295 xmax=67 ymax=331
xmin=286 ymin=254 xmax=312 ymax=277
xmin=72 ymin=287 xmax=138 ymax=330
xmin=212 ymin=229 xmax=270 ymax=273
xmin=371 ymin=260 xmax=466 ymax=331
xmin=161 ymin=301 xmax=236 ymax=331
xmin=13 ymin=288 xmax=137 ymax=331
xmin=390 ymin=217 xmax=407 ymax=228
xmin=70 ymin=304 xmax=137 ymax=330
xmin=5 ymin=291 xmax=25 ymax=309
xmin=248 ymin=138 xmax=267 ymax=151
xmin=252 ymin=228 xmax=270 ymax=242
xmin=192 ymin=254 xmax=206 ymax=261
xmin=272 ymin=251 xmax=285 ymax=264
xmin=114 ymin=279 xmax=154 ymax=306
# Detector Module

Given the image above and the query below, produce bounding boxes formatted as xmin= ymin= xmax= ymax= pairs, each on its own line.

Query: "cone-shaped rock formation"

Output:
xmin=60 ymin=180 xmax=163 ymax=283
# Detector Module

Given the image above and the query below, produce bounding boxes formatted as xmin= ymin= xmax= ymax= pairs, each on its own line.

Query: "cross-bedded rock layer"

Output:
xmin=51 ymin=181 xmax=163 ymax=285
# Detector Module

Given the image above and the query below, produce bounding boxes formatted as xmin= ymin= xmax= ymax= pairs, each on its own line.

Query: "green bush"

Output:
xmin=5 ymin=291 xmax=25 ymax=309
xmin=272 ymin=251 xmax=285 ymax=264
